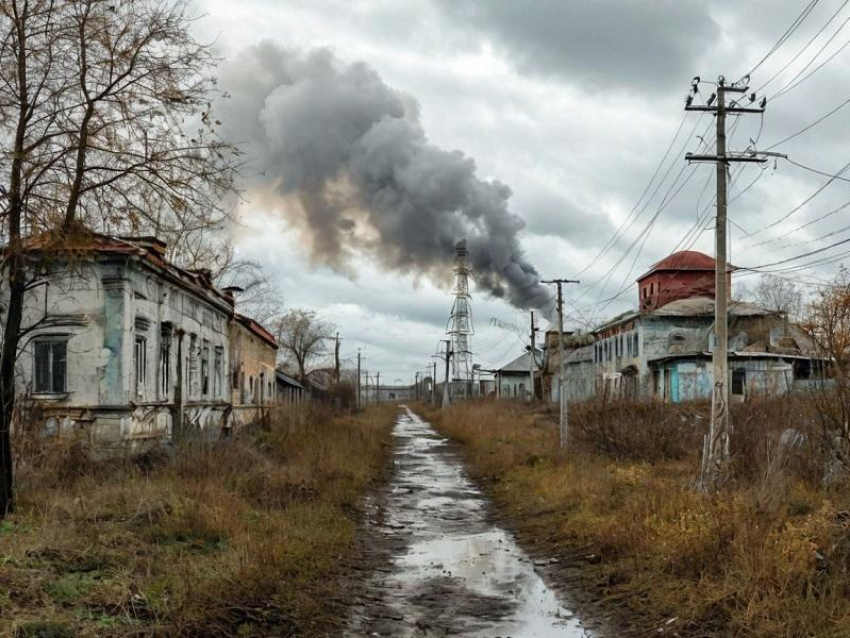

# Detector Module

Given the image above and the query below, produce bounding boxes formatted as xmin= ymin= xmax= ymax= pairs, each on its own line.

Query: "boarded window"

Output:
xmin=34 ymin=338 xmax=67 ymax=393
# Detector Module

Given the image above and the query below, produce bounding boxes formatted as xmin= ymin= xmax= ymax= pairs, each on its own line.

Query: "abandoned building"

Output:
xmin=495 ymin=348 xmax=543 ymax=400
xmin=11 ymin=233 xmax=281 ymax=449
xmin=536 ymin=250 xmax=825 ymax=404
xmin=229 ymin=313 xmax=279 ymax=426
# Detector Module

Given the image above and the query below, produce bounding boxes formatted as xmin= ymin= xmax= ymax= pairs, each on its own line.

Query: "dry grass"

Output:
xmin=0 ymin=403 xmax=397 ymax=637
xmin=422 ymin=398 xmax=850 ymax=638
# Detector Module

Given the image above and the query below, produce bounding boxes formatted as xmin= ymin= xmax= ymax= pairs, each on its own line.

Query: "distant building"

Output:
xmin=275 ymin=370 xmax=304 ymax=405
xmin=495 ymin=349 xmax=543 ymax=400
xmin=229 ymin=314 xmax=278 ymax=427
xmin=536 ymin=249 xmax=828 ymax=404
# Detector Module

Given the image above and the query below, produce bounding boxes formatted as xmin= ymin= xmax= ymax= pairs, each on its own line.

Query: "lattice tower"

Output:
xmin=448 ymin=239 xmax=474 ymax=392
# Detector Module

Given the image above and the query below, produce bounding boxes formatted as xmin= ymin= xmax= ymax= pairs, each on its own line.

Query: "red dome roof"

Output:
xmin=648 ymin=250 xmax=715 ymax=273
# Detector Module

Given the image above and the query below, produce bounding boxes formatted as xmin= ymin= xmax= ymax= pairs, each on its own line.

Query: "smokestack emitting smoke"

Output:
xmin=220 ymin=42 xmax=553 ymax=310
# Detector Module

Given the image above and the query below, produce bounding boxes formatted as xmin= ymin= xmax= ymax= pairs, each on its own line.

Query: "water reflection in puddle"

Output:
xmin=346 ymin=407 xmax=592 ymax=637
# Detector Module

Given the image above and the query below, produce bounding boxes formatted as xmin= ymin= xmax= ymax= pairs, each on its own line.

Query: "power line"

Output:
xmin=742 ymin=157 xmax=850 ymax=238
xmin=752 ymin=0 xmax=846 ymax=95
xmin=747 ymin=195 xmax=850 ymax=247
xmin=742 ymin=0 xmax=821 ymax=79
xmin=784 ymin=156 xmax=850 ymax=182
xmin=770 ymin=2 xmax=850 ymax=99
xmin=574 ymin=112 xmax=695 ymax=278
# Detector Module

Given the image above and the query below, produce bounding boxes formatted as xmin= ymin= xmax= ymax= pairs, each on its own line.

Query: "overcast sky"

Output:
xmin=191 ymin=0 xmax=850 ymax=382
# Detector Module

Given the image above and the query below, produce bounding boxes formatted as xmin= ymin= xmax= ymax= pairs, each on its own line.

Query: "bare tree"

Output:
xmin=753 ymin=274 xmax=804 ymax=321
xmin=801 ymin=268 xmax=850 ymax=477
xmin=271 ymin=309 xmax=334 ymax=383
xmin=0 ymin=0 xmax=237 ymax=516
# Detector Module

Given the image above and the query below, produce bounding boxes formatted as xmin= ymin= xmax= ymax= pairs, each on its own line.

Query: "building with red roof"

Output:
xmin=637 ymin=250 xmax=730 ymax=312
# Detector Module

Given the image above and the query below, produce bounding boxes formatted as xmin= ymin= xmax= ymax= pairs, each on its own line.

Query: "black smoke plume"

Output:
xmin=219 ymin=42 xmax=552 ymax=309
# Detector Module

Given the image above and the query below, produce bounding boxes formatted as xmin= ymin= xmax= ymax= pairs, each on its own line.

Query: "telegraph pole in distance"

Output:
xmin=432 ymin=361 xmax=437 ymax=405
xmin=528 ymin=311 xmax=539 ymax=402
xmin=542 ymin=278 xmax=580 ymax=449
xmin=334 ymin=333 xmax=341 ymax=384
xmin=376 ymin=371 xmax=380 ymax=404
xmin=357 ymin=349 xmax=362 ymax=411
xmin=685 ymin=74 xmax=766 ymax=489
xmin=415 ymin=371 xmax=420 ymax=401
xmin=440 ymin=340 xmax=453 ymax=409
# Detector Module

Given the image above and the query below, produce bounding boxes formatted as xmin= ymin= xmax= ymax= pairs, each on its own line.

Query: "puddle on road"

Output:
xmin=346 ymin=407 xmax=592 ymax=637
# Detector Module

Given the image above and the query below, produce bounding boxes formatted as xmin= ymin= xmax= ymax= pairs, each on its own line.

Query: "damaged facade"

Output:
xmin=540 ymin=250 xmax=825 ymax=404
xmin=11 ymin=233 xmax=281 ymax=450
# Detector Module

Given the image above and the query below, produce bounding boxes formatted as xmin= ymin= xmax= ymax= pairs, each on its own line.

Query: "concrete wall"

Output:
xmin=15 ymin=255 xmax=233 ymax=449
xmin=653 ymin=357 xmax=797 ymax=403
xmin=496 ymin=372 xmax=533 ymax=400
xmin=229 ymin=320 xmax=277 ymax=427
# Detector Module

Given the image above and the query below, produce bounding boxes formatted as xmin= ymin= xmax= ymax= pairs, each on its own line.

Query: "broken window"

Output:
xmin=732 ymin=369 xmax=746 ymax=396
xmin=201 ymin=340 xmax=210 ymax=396
xmin=160 ymin=324 xmax=172 ymax=399
xmin=187 ymin=334 xmax=198 ymax=398
xmin=135 ymin=336 xmax=147 ymax=399
xmin=214 ymin=347 xmax=223 ymax=398
xmin=34 ymin=337 xmax=67 ymax=393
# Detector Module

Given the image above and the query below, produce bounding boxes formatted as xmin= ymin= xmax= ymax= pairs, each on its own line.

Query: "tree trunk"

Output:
xmin=0 ymin=255 xmax=25 ymax=516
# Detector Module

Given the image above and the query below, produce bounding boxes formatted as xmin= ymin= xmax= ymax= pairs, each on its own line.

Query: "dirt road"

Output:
xmin=345 ymin=407 xmax=592 ymax=637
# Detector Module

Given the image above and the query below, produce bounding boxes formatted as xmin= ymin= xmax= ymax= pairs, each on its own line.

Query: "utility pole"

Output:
xmin=685 ymin=74 xmax=766 ymax=489
xmin=528 ymin=311 xmax=539 ymax=402
xmin=432 ymin=361 xmax=437 ymax=405
xmin=357 ymin=349 xmax=361 ymax=411
xmin=415 ymin=371 xmax=420 ymax=401
xmin=542 ymin=279 xmax=580 ymax=449
xmin=334 ymin=333 xmax=341 ymax=384
xmin=376 ymin=371 xmax=380 ymax=404
xmin=440 ymin=340 xmax=452 ymax=409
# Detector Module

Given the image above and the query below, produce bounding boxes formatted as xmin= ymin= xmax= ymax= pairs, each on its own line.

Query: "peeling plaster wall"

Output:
xmin=14 ymin=255 xmax=233 ymax=449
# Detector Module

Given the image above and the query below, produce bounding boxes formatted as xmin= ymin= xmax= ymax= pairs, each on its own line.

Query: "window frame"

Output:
xmin=33 ymin=336 xmax=69 ymax=394
xmin=134 ymin=335 xmax=148 ymax=399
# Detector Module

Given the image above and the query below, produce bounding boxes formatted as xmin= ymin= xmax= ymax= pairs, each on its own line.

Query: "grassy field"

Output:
xmin=0 ymin=404 xmax=397 ymax=637
xmin=423 ymin=398 xmax=850 ymax=638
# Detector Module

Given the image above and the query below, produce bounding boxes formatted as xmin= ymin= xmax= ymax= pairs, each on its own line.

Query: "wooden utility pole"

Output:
xmin=528 ymin=311 xmax=539 ymax=402
xmin=333 ymin=333 xmax=341 ymax=383
xmin=376 ymin=372 xmax=380 ymax=404
xmin=685 ymin=75 xmax=766 ymax=488
xmin=357 ymin=349 xmax=361 ymax=411
xmin=542 ymin=279 xmax=580 ymax=449
xmin=441 ymin=340 xmax=452 ymax=409
xmin=415 ymin=371 xmax=420 ymax=401
xmin=432 ymin=361 xmax=438 ymax=404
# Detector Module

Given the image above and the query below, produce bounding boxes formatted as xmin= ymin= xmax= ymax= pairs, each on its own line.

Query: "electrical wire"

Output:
xmin=574 ymin=112 xmax=694 ymax=278
xmin=742 ymin=0 xmax=821 ymax=80
xmin=742 ymin=157 xmax=850 ymax=239
xmin=770 ymin=4 xmax=850 ymax=99
xmin=752 ymin=0 xmax=847 ymax=95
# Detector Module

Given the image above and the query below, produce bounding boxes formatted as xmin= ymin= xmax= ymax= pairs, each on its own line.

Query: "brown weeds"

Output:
xmin=424 ymin=398 xmax=850 ymax=638
xmin=0 ymin=403 xmax=397 ymax=637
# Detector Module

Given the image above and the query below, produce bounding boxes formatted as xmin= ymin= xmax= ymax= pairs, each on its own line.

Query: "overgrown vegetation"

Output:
xmin=0 ymin=404 xmax=396 ymax=637
xmin=424 ymin=398 xmax=850 ymax=637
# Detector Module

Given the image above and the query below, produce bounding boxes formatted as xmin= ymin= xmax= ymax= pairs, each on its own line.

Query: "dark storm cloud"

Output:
xmin=219 ymin=42 xmax=553 ymax=310
xmin=433 ymin=0 xmax=720 ymax=92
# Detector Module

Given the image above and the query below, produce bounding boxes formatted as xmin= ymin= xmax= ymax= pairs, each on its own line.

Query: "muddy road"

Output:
xmin=345 ymin=407 xmax=592 ymax=637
